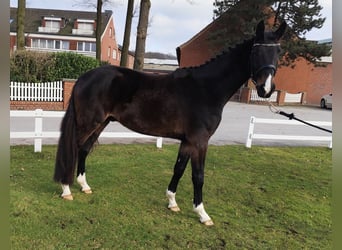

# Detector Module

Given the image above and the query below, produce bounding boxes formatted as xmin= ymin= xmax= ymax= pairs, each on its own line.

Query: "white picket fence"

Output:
xmin=10 ymin=109 xmax=163 ymax=152
xmin=246 ymin=116 xmax=332 ymax=148
xmin=284 ymin=92 xmax=303 ymax=103
xmin=250 ymin=89 xmax=278 ymax=102
xmin=250 ymin=89 xmax=303 ymax=103
xmin=10 ymin=81 xmax=63 ymax=101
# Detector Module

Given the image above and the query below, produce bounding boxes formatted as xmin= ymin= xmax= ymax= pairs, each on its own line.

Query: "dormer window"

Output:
xmin=38 ymin=17 xmax=61 ymax=33
xmin=72 ymin=19 xmax=95 ymax=35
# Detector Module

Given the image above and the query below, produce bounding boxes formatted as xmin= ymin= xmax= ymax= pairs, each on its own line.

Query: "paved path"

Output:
xmin=10 ymin=102 xmax=332 ymax=147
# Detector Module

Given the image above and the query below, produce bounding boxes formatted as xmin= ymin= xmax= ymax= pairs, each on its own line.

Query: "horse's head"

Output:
xmin=250 ymin=20 xmax=286 ymax=98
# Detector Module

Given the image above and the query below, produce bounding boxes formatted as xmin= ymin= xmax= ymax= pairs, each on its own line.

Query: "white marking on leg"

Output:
xmin=166 ymin=190 xmax=180 ymax=212
xmin=263 ymin=73 xmax=272 ymax=95
xmin=77 ymin=173 xmax=92 ymax=194
xmin=193 ymin=203 xmax=214 ymax=226
xmin=61 ymin=184 xmax=73 ymax=200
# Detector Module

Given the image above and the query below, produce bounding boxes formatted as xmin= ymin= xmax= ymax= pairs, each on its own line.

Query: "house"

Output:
xmin=177 ymin=15 xmax=332 ymax=106
xmin=10 ymin=7 xmax=134 ymax=68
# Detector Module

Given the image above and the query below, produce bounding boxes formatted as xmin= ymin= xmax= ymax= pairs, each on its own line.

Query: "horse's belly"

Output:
xmin=116 ymin=107 xmax=184 ymax=139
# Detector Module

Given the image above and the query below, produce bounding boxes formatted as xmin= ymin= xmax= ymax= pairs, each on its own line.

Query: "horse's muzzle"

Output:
xmin=254 ymin=71 xmax=276 ymax=98
xmin=256 ymin=82 xmax=275 ymax=98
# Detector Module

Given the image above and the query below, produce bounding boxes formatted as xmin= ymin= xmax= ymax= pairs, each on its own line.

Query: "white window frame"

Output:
xmin=112 ymin=49 xmax=117 ymax=59
xmin=77 ymin=41 xmax=96 ymax=52
xmin=31 ymin=38 xmax=70 ymax=50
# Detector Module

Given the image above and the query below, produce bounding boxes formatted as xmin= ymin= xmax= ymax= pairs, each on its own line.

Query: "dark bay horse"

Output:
xmin=54 ymin=20 xmax=286 ymax=226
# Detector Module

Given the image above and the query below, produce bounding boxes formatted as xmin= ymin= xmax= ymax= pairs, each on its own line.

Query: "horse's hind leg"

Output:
xmin=76 ymin=119 xmax=111 ymax=194
xmin=166 ymin=141 xmax=190 ymax=212
xmin=60 ymin=118 xmax=111 ymax=200
xmin=76 ymin=149 xmax=92 ymax=194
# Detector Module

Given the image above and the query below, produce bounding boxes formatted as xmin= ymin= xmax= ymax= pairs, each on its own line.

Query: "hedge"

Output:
xmin=10 ymin=51 xmax=108 ymax=82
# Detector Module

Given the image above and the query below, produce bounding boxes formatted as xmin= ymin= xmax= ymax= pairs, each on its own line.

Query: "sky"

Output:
xmin=10 ymin=0 xmax=332 ymax=55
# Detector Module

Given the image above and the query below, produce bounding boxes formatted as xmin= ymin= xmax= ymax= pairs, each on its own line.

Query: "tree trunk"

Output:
xmin=120 ymin=0 xmax=135 ymax=67
xmin=17 ymin=0 xmax=26 ymax=50
xmin=96 ymin=0 xmax=103 ymax=62
xmin=133 ymin=0 xmax=151 ymax=71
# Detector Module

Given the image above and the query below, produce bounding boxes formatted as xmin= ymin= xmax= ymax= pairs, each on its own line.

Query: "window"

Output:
xmin=45 ymin=20 xmax=60 ymax=30
xmin=108 ymin=47 xmax=111 ymax=57
xmin=40 ymin=17 xmax=62 ymax=32
xmin=30 ymin=39 xmax=69 ymax=50
xmin=55 ymin=40 xmax=61 ymax=49
xmin=61 ymin=41 xmax=70 ymax=50
xmin=109 ymin=27 xmax=112 ymax=37
xmin=85 ymin=42 xmax=91 ymax=51
xmin=40 ymin=39 xmax=47 ymax=48
xmin=47 ymin=39 xmax=54 ymax=49
xmin=78 ymin=22 xmax=93 ymax=31
xmin=77 ymin=41 xmax=96 ymax=52
xmin=31 ymin=38 xmax=39 ymax=48
xmin=112 ymin=49 xmax=117 ymax=60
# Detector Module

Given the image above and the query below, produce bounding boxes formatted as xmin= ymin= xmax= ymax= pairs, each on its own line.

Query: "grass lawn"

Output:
xmin=10 ymin=144 xmax=331 ymax=249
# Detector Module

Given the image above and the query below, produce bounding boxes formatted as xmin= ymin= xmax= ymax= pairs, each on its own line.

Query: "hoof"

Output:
xmin=62 ymin=194 xmax=73 ymax=201
xmin=168 ymin=206 xmax=181 ymax=212
xmin=202 ymin=220 xmax=214 ymax=226
xmin=82 ymin=189 xmax=92 ymax=194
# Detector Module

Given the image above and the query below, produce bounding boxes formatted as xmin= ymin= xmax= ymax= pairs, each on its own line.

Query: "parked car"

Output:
xmin=320 ymin=93 xmax=332 ymax=109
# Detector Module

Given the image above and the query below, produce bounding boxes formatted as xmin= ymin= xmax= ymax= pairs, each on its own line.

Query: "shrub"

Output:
xmin=10 ymin=51 xmax=56 ymax=82
xmin=10 ymin=50 xmax=108 ymax=82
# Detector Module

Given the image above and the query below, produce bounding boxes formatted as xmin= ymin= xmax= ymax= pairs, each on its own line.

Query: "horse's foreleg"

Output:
xmin=191 ymin=143 xmax=214 ymax=226
xmin=166 ymin=142 xmax=190 ymax=212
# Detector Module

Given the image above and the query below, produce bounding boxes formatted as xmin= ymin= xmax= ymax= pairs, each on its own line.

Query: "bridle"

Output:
xmin=250 ymin=43 xmax=281 ymax=86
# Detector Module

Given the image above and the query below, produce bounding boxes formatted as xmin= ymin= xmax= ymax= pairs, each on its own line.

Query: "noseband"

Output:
xmin=250 ymin=43 xmax=281 ymax=85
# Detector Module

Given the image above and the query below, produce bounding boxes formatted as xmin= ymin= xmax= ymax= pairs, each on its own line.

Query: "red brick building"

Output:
xmin=177 ymin=18 xmax=332 ymax=106
xmin=10 ymin=7 xmax=134 ymax=68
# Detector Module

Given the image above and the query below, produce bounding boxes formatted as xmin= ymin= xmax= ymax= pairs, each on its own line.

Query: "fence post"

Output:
xmin=34 ymin=109 xmax=43 ymax=152
xmin=156 ymin=137 xmax=163 ymax=148
xmin=245 ymin=116 xmax=255 ymax=148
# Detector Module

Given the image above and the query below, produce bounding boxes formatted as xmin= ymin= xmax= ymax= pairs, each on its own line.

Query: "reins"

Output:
xmin=268 ymin=102 xmax=332 ymax=133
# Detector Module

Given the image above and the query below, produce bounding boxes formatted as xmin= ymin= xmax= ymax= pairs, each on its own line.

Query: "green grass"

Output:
xmin=10 ymin=144 xmax=332 ymax=249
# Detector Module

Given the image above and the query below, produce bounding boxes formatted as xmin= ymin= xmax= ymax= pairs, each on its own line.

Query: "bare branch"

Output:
xmin=73 ymin=0 xmax=117 ymax=10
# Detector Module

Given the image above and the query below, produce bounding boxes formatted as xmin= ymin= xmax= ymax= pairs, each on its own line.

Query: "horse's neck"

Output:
xmin=192 ymin=39 xmax=253 ymax=104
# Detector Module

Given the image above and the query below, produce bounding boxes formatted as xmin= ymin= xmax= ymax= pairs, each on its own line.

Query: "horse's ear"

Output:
xmin=255 ymin=20 xmax=265 ymax=40
xmin=274 ymin=21 xmax=287 ymax=40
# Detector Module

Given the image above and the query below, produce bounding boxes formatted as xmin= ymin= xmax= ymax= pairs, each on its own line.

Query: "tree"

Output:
xmin=212 ymin=0 xmax=331 ymax=65
xmin=95 ymin=0 xmax=103 ymax=61
xmin=16 ymin=0 xmax=26 ymax=50
xmin=120 ymin=0 xmax=135 ymax=67
xmin=133 ymin=0 xmax=151 ymax=71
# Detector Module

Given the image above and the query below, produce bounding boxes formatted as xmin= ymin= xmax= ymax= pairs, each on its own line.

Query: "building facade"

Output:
xmin=10 ymin=7 xmax=134 ymax=68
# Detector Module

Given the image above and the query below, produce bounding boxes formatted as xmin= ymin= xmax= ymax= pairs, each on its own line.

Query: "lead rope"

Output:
xmin=268 ymin=102 xmax=332 ymax=133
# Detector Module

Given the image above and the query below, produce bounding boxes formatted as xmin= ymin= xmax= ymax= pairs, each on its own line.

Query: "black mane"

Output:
xmin=173 ymin=38 xmax=254 ymax=79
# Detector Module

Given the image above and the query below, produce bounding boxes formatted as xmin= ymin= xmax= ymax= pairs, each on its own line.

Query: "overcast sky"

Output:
xmin=10 ymin=0 xmax=332 ymax=55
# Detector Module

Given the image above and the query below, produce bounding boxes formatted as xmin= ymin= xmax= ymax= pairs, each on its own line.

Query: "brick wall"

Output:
xmin=10 ymin=79 xmax=76 ymax=111
xmin=274 ymin=58 xmax=332 ymax=105
xmin=101 ymin=16 xmax=120 ymax=66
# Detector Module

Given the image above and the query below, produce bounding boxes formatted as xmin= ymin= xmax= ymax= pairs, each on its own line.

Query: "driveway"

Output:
xmin=10 ymin=102 xmax=332 ymax=147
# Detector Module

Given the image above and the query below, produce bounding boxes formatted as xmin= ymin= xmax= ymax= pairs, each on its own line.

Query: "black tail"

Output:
xmin=54 ymin=91 xmax=78 ymax=185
